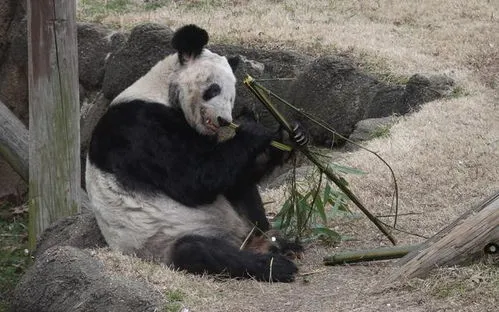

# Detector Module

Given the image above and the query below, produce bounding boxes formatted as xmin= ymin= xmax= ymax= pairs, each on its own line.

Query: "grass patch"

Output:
xmin=408 ymin=265 xmax=499 ymax=303
xmin=449 ymin=85 xmax=470 ymax=98
xmin=164 ymin=289 xmax=185 ymax=312
xmin=77 ymin=0 xmax=138 ymax=23
xmin=0 ymin=201 xmax=30 ymax=311
xmin=370 ymin=124 xmax=392 ymax=139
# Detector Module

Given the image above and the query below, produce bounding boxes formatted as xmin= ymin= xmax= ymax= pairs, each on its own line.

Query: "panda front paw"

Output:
xmin=257 ymin=253 xmax=298 ymax=282
xmin=270 ymin=238 xmax=304 ymax=261
xmin=237 ymin=121 xmax=272 ymax=137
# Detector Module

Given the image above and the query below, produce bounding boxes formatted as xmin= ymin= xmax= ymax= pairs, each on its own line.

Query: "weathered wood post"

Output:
xmin=27 ymin=0 xmax=80 ymax=249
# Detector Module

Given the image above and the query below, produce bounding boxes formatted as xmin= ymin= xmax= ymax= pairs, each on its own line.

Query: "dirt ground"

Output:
xmin=79 ymin=1 xmax=499 ymax=311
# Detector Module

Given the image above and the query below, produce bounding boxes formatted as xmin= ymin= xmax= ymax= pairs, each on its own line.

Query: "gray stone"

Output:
xmin=349 ymin=116 xmax=398 ymax=142
xmin=35 ymin=212 xmax=106 ymax=257
xmin=404 ymin=74 xmax=455 ymax=108
xmin=12 ymin=246 xmax=163 ymax=312
xmin=210 ymin=44 xmax=312 ymax=131
xmin=288 ymin=56 xmax=384 ymax=146
xmin=102 ymin=23 xmax=175 ymax=100
xmin=78 ymin=23 xmax=127 ymax=91
xmin=363 ymin=85 xmax=406 ymax=118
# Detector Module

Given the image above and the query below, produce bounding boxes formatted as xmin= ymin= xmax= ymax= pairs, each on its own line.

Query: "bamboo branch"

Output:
xmin=324 ymin=245 xmax=420 ymax=265
xmin=244 ymin=75 xmax=397 ymax=245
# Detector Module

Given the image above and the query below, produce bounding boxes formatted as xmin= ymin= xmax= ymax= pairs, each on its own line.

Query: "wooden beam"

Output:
xmin=0 ymin=101 xmax=93 ymax=211
xmin=0 ymin=100 xmax=29 ymax=181
xmin=28 ymin=0 xmax=80 ymax=249
xmin=388 ymin=192 xmax=499 ymax=281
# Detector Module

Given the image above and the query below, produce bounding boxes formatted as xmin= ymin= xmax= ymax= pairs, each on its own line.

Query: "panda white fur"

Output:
xmin=86 ymin=25 xmax=300 ymax=282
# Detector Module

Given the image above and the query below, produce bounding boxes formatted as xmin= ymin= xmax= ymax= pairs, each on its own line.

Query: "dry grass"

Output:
xmin=78 ymin=0 xmax=499 ymax=85
xmin=78 ymin=1 xmax=498 ymax=311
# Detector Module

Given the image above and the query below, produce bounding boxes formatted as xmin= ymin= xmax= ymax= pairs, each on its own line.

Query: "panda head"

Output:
xmin=171 ymin=25 xmax=238 ymax=136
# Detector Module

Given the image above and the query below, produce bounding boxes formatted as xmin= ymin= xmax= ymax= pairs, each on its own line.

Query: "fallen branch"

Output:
xmin=323 ymin=245 xmax=420 ymax=265
xmin=388 ymin=192 xmax=499 ymax=281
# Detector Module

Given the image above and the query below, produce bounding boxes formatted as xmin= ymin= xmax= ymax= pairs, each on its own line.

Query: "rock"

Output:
xmin=102 ymin=23 xmax=175 ymax=100
xmin=35 ymin=212 xmax=106 ymax=257
xmin=210 ymin=44 xmax=312 ymax=131
xmin=288 ymin=56 xmax=385 ymax=146
xmin=404 ymin=74 xmax=455 ymax=108
xmin=363 ymin=85 xmax=406 ymax=118
xmin=0 ymin=0 xmax=16 ymax=63
xmin=0 ymin=160 xmax=25 ymax=198
xmin=80 ymin=92 xmax=111 ymax=185
xmin=349 ymin=116 xmax=398 ymax=142
xmin=0 ymin=12 xmax=27 ymax=124
xmin=12 ymin=246 xmax=163 ymax=312
xmin=78 ymin=23 xmax=127 ymax=91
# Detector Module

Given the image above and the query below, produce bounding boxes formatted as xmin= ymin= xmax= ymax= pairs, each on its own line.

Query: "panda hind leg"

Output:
xmin=171 ymin=234 xmax=298 ymax=282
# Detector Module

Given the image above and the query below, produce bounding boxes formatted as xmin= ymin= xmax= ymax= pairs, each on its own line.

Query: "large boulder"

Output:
xmin=78 ymin=23 xmax=127 ymax=91
xmin=403 ymin=73 xmax=455 ymax=108
xmin=288 ymin=56 xmax=389 ymax=146
xmin=287 ymin=57 xmax=455 ymax=146
xmin=35 ymin=212 xmax=106 ymax=257
xmin=12 ymin=246 xmax=163 ymax=312
xmin=102 ymin=23 xmax=175 ymax=100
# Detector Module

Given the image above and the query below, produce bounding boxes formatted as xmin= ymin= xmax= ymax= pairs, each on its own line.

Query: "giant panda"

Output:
xmin=86 ymin=24 xmax=305 ymax=282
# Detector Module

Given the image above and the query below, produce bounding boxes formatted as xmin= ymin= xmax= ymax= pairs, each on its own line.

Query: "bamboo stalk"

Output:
xmin=324 ymin=245 xmax=420 ymax=265
xmin=243 ymin=75 xmax=397 ymax=245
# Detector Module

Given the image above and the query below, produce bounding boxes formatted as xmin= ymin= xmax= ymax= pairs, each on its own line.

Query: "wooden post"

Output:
xmin=388 ymin=192 xmax=499 ymax=281
xmin=27 ymin=0 xmax=80 ymax=249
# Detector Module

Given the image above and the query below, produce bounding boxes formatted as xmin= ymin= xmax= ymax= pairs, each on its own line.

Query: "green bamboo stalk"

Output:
xmin=324 ymin=245 xmax=420 ymax=265
xmin=244 ymin=75 xmax=397 ymax=245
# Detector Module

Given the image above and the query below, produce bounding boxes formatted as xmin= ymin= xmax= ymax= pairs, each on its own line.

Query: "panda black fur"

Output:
xmin=86 ymin=25 xmax=299 ymax=282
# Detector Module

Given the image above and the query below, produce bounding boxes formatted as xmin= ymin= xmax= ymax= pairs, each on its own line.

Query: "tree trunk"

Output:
xmin=388 ymin=192 xmax=499 ymax=281
xmin=27 ymin=0 xmax=80 ymax=249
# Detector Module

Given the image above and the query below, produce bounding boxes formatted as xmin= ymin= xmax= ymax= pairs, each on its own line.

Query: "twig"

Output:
xmin=240 ymin=225 xmax=257 ymax=250
xmin=299 ymin=268 xmax=327 ymax=276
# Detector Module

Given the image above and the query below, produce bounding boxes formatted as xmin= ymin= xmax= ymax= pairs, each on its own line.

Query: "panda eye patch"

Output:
xmin=203 ymin=83 xmax=221 ymax=101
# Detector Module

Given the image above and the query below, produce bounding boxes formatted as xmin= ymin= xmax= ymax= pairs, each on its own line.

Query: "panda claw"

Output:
xmin=290 ymin=123 xmax=309 ymax=147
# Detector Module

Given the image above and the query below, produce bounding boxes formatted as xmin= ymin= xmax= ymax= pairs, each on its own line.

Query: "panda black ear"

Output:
xmin=171 ymin=24 xmax=209 ymax=64
xmin=227 ymin=56 xmax=240 ymax=73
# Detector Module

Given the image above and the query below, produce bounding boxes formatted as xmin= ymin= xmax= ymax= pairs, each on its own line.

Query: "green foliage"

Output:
xmin=164 ymin=289 xmax=185 ymax=312
xmin=273 ymin=162 xmax=364 ymax=243
xmin=0 ymin=202 xmax=31 ymax=310
xmin=450 ymin=85 xmax=470 ymax=98
xmin=370 ymin=124 xmax=391 ymax=139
